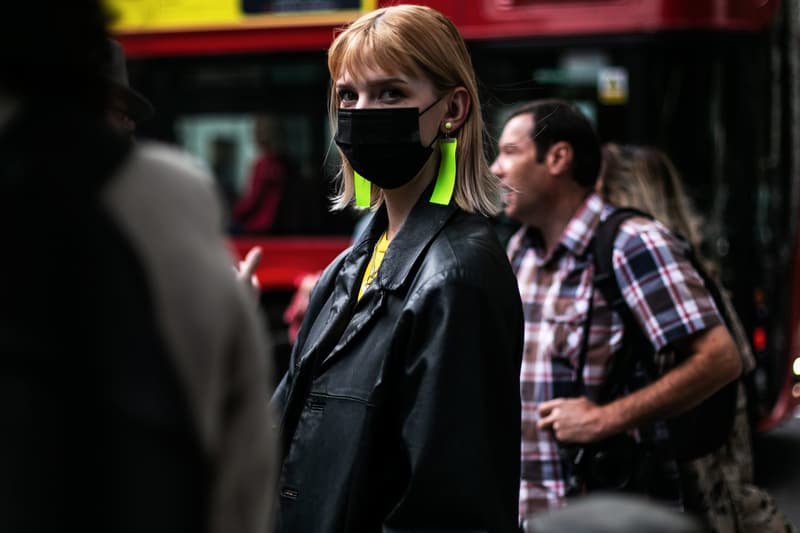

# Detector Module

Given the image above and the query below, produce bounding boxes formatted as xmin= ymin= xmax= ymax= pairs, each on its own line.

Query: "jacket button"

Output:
xmin=280 ymin=487 xmax=299 ymax=499
xmin=306 ymin=398 xmax=325 ymax=412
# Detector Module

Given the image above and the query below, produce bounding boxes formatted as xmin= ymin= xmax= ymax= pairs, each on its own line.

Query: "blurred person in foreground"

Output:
xmin=104 ymin=38 xmax=154 ymax=137
xmin=0 ymin=2 xmax=275 ymax=532
xmin=491 ymin=99 xmax=741 ymax=525
xmin=271 ymin=5 xmax=524 ymax=532
xmin=526 ymin=493 xmax=703 ymax=533
xmin=599 ymin=143 xmax=796 ymax=533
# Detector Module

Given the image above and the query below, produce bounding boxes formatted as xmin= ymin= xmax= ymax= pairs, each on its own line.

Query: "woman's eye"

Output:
xmin=379 ymin=88 xmax=404 ymax=100
xmin=338 ymin=89 xmax=357 ymax=103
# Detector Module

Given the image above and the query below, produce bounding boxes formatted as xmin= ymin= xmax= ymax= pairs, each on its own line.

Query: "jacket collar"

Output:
xmin=308 ymin=183 xmax=458 ymax=370
xmin=350 ymin=182 xmax=459 ymax=292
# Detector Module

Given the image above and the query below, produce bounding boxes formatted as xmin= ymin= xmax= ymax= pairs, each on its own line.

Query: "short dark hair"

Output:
xmin=0 ymin=0 xmax=111 ymax=116
xmin=504 ymin=99 xmax=601 ymax=188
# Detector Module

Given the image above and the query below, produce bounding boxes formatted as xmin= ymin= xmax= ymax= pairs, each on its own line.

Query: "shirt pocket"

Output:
xmin=543 ymin=299 xmax=590 ymax=398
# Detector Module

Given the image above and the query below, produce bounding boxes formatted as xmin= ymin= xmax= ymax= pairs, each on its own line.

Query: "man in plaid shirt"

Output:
xmin=491 ymin=100 xmax=741 ymax=523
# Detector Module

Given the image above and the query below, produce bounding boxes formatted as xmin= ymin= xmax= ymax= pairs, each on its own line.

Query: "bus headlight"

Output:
xmin=793 ymin=356 xmax=800 ymax=377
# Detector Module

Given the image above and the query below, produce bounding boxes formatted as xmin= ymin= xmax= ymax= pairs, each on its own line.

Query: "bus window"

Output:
xmin=131 ymin=52 xmax=357 ymax=236
xmin=175 ymin=112 xmax=319 ymax=234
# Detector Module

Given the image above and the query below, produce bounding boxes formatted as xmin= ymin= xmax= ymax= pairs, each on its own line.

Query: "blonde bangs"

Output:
xmin=328 ymin=16 xmax=421 ymax=88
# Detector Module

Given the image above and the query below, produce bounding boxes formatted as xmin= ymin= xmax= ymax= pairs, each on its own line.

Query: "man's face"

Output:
xmin=491 ymin=112 xmax=551 ymax=226
xmin=107 ymin=94 xmax=135 ymax=137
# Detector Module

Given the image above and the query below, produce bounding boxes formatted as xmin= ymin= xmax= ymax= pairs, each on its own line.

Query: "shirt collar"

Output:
xmin=509 ymin=191 xmax=606 ymax=266
xmin=349 ymin=180 xmax=459 ymax=292
xmin=560 ymin=191 xmax=605 ymax=258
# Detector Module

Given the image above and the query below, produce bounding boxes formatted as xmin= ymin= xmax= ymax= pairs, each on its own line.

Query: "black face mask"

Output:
xmin=334 ymin=100 xmax=440 ymax=190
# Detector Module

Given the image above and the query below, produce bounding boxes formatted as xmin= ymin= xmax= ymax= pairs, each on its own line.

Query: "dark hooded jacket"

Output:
xmin=272 ymin=187 xmax=524 ymax=533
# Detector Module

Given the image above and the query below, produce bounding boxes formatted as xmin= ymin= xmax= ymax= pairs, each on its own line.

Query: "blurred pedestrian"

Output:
xmin=271 ymin=5 xmax=524 ymax=532
xmin=526 ymin=494 xmax=703 ymax=533
xmin=599 ymin=143 xmax=796 ymax=533
xmin=210 ymin=136 xmax=240 ymax=215
xmin=0 ymin=2 xmax=275 ymax=532
xmin=230 ymin=114 xmax=289 ymax=233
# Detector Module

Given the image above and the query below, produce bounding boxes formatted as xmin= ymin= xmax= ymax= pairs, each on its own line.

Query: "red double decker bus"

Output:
xmin=112 ymin=0 xmax=800 ymax=427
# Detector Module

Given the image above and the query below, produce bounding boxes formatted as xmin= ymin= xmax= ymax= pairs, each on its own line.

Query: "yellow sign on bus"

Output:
xmin=106 ymin=0 xmax=377 ymax=33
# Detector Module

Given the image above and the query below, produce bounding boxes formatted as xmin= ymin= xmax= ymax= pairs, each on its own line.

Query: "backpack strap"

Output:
xmin=589 ymin=208 xmax=656 ymax=404
xmin=590 ymin=207 xmax=652 ymax=311
xmin=588 ymin=207 xmax=738 ymax=460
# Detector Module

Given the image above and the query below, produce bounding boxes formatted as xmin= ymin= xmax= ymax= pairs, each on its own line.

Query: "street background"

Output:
xmin=755 ymin=409 xmax=800 ymax=526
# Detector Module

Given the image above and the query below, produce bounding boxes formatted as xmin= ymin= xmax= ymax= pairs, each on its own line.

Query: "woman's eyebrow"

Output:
xmin=370 ymin=77 xmax=409 ymax=85
xmin=336 ymin=77 xmax=409 ymax=89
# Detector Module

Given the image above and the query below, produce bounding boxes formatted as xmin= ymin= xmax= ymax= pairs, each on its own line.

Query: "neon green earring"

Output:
xmin=430 ymin=122 xmax=456 ymax=205
xmin=354 ymin=171 xmax=371 ymax=208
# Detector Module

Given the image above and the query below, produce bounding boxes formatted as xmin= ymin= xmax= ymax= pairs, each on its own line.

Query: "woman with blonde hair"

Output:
xmin=598 ymin=143 xmax=702 ymax=250
xmin=271 ymin=5 xmax=523 ymax=532
xmin=599 ymin=143 xmax=795 ymax=533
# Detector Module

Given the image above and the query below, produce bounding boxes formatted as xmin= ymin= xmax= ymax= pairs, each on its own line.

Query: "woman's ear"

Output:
xmin=547 ymin=141 xmax=574 ymax=176
xmin=442 ymin=86 xmax=470 ymax=133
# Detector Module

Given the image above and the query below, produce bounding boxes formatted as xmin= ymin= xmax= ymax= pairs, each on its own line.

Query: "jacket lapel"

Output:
xmin=295 ymin=238 xmax=371 ymax=372
xmin=318 ymin=185 xmax=459 ymax=370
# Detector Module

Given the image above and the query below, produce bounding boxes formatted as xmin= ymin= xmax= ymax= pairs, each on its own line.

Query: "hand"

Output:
xmin=537 ymin=397 xmax=609 ymax=444
xmin=283 ymin=272 xmax=321 ymax=345
xmin=236 ymin=246 xmax=263 ymax=297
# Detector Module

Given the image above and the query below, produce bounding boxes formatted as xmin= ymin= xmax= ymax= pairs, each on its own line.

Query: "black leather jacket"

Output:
xmin=273 ymin=192 xmax=523 ymax=533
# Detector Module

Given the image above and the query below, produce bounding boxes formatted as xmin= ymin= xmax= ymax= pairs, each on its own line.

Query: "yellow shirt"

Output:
xmin=358 ymin=232 xmax=389 ymax=301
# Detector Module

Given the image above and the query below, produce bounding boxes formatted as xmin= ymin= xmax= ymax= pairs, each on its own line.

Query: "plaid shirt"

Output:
xmin=508 ymin=193 xmax=723 ymax=517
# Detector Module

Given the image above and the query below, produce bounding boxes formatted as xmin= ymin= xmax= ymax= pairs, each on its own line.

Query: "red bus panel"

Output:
xmin=116 ymin=0 xmax=780 ymax=57
xmin=228 ymin=236 xmax=350 ymax=292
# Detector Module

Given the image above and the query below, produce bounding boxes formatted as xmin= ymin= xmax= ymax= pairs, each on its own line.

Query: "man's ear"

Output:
xmin=546 ymin=141 xmax=573 ymax=176
xmin=442 ymin=86 xmax=470 ymax=133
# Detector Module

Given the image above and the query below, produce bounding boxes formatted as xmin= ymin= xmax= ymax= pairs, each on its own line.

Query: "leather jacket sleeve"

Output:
xmin=382 ymin=271 xmax=523 ymax=533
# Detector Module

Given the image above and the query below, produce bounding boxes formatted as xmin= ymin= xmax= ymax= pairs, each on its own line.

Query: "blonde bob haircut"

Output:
xmin=327 ymin=4 xmax=500 ymax=216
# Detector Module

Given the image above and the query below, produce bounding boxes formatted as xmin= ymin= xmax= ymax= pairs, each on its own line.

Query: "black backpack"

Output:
xmin=589 ymin=208 xmax=739 ymax=461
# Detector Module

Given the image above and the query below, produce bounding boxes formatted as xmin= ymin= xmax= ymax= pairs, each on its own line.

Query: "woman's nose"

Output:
xmin=490 ymin=158 xmax=501 ymax=177
xmin=354 ymin=96 xmax=370 ymax=109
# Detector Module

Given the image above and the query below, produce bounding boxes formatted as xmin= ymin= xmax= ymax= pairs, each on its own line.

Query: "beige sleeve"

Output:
xmin=102 ymin=143 xmax=277 ymax=533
